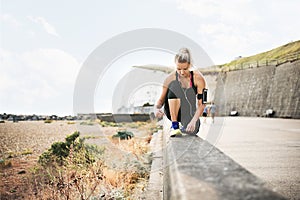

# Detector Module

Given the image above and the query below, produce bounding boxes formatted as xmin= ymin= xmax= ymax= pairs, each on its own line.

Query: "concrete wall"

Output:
xmin=210 ymin=60 xmax=300 ymax=118
xmin=96 ymin=113 xmax=150 ymax=122
xmin=204 ymin=72 xmax=219 ymax=102
xmin=162 ymin=135 xmax=286 ymax=200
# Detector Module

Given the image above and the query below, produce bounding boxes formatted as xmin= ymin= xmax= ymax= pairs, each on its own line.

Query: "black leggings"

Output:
xmin=164 ymin=80 xmax=200 ymax=134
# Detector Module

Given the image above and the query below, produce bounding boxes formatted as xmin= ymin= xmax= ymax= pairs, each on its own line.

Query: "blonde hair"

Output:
xmin=175 ymin=48 xmax=192 ymax=64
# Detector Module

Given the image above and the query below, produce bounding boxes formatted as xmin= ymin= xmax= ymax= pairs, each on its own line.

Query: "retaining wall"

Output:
xmin=210 ymin=60 xmax=300 ymax=118
xmin=96 ymin=113 xmax=150 ymax=122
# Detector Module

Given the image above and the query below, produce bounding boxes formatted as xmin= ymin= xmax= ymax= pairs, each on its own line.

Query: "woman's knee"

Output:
xmin=167 ymin=80 xmax=182 ymax=99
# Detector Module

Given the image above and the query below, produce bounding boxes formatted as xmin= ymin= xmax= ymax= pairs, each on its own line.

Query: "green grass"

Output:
xmin=21 ymin=148 xmax=33 ymax=155
xmin=44 ymin=119 xmax=53 ymax=123
xmin=80 ymin=121 xmax=95 ymax=126
xmin=221 ymin=40 xmax=300 ymax=71
xmin=131 ymin=40 xmax=300 ymax=73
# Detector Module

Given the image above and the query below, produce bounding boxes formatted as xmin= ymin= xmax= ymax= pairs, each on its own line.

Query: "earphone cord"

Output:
xmin=183 ymin=88 xmax=194 ymax=118
xmin=178 ymin=73 xmax=194 ymax=119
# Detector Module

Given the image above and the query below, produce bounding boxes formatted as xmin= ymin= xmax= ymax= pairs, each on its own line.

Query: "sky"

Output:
xmin=1 ymin=0 xmax=299 ymax=116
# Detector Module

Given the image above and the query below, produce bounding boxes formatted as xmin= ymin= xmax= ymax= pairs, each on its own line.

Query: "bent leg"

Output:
xmin=164 ymin=80 xmax=184 ymax=122
xmin=168 ymin=99 xmax=180 ymax=121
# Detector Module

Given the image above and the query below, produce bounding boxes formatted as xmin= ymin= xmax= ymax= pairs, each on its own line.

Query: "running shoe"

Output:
xmin=170 ymin=128 xmax=182 ymax=137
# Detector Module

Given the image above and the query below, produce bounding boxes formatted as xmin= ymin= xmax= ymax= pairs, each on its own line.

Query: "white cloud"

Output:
xmin=176 ymin=0 xmax=258 ymax=25
xmin=0 ymin=13 xmax=21 ymax=28
xmin=0 ymin=48 xmax=80 ymax=115
xmin=198 ymin=22 xmax=272 ymax=49
xmin=21 ymin=49 xmax=80 ymax=85
xmin=175 ymin=0 xmax=300 ymax=63
xmin=27 ymin=16 xmax=60 ymax=37
xmin=197 ymin=25 xmax=273 ymax=63
xmin=198 ymin=23 xmax=235 ymax=35
xmin=0 ymin=49 xmax=19 ymax=90
xmin=175 ymin=0 xmax=265 ymax=63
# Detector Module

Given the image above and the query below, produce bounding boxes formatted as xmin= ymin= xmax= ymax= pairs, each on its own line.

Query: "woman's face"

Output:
xmin=176 ymin=61 xmax=190 ymax=78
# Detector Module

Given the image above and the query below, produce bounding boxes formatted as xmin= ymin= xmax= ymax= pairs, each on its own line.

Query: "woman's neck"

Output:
xmin=178 ymin=72 xmax=191 ymax=88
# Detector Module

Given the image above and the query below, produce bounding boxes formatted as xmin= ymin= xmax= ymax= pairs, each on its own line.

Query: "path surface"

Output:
xmin=199 ymin=117 xmax=300 ymax=200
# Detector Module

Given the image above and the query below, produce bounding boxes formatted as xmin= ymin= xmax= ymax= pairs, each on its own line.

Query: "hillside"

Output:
xmin=220 ymin=40 xmax=300 ymax=71
xmin=132 ymin=40 xmax=300 ymax=73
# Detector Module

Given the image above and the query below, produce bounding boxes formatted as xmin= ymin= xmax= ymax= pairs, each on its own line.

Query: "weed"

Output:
xmin=112 ymin=131 xmax=134 ymax=140
xmin=80 ymin=121 xmax=94 ymax=126
xmin=21 ymin=148 xmax=33 ymax=155
xmin=0 ymin=158 xmax=12 ymax=169
xmin=99 ymin=121 xmax=120 ymax=127
xmin=15 ymin=121 xmax=156 ymax=199
xmin=38 ymin=131 xmax=101 ymax=166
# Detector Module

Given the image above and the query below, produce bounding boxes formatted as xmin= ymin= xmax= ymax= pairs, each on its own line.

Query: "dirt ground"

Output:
xmin=0 ymin=121 xmax=78 ymax=199
xmin=0 ymin=120 xmax=152 ymax=200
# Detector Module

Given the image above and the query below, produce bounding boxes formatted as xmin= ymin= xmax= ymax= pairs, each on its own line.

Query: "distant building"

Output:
xmin=117 ymin=103 xmax=154 ymax=114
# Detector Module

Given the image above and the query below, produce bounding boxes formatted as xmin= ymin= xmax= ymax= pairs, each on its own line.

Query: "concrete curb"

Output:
xmin=146 ymin=129 xmax=164 ymax=200
xmin=163 ymin=135 xmax=287 ymax=200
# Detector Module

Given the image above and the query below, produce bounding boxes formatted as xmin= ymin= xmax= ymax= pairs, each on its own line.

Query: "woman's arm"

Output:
xmin=154 ymin=73 xmax=174 ymax=118
xmin=186 ymin=71 xmax=206 ymax=132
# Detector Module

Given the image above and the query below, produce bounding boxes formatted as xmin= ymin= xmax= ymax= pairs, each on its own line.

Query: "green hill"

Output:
xmin=132 ymin=40 xmax=300 ymax=73
xmin=220 ymin=40 xmax=300 ymax=71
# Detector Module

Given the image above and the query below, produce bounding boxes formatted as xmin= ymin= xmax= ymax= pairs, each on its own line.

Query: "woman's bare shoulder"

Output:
xmin=163 ymin=71 xmax=176 ymax=86
xmin=193 ymin=70 xmax=206 ymax=87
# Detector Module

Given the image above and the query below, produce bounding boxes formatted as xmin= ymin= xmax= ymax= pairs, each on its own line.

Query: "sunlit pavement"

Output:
xmin=198 ymin=117 xmax=300 ymax=200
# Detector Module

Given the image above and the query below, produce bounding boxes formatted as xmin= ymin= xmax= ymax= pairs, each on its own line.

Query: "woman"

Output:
xmin=155 ymin=48 xmax=207 ymax=137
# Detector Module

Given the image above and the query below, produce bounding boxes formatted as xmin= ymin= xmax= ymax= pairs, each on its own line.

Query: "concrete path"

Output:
xmin=199 ymin=117 xmax=300 ymax=200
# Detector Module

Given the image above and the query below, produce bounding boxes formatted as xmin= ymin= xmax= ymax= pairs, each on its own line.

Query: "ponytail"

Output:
xmin=175 ymin=48 xmax=192 ymax=64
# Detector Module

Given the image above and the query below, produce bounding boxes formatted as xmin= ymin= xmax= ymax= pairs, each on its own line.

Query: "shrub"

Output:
xmin=80 ymin=121 xmax=94 ymax=126
xmin=29 ymin=122 xmax=154 ymax=199
xmin=99 ymin=121 xmax=120 ymax=127
xmin=112 ymin=131 xmax=134 ymax=140
xmin=21 ymin=148 xmax=33 ymax=155
xmin=38 ymin=131 xmax=104 ymax=166
xmin=0 ymin=159 xmax=12 ymax=169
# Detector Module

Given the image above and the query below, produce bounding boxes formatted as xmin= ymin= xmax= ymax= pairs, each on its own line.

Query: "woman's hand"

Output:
xmin=155 ymin=107 xmax=164 ymax=119
xmin=186 ymin=120 xmax=197 ymax=133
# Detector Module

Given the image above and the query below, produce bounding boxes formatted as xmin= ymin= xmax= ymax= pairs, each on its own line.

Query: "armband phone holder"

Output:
xmin=202 ymin=88 xmax=208 ymax=104
xmin=196 ymin=88 xmax=208 ymax=104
